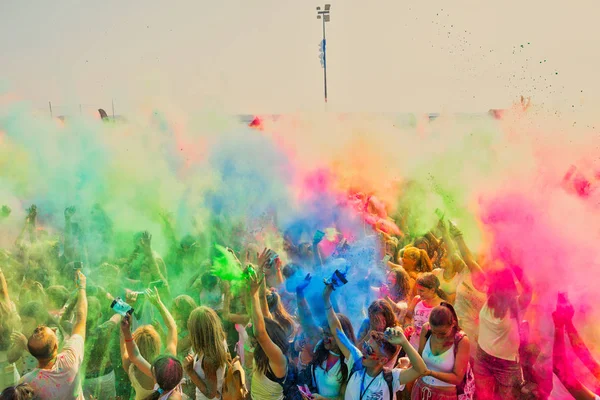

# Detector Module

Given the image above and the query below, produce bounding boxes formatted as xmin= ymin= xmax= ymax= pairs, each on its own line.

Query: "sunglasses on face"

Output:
xmin=363 ymin=341 xmax=378 ymax=359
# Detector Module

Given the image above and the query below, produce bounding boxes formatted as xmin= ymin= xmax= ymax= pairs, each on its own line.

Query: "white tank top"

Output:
xmin=421 ymin=339 xmax=455 ymax=387
xmin=193 ymin=354 xmax=226 ymax=400
xmin=432 ymin=268 xmax=461 ymax=295
xmin=129 ymin=364 xmax=156 ymax=400
xmin=250 ymin=361 xmax=284 ymax=400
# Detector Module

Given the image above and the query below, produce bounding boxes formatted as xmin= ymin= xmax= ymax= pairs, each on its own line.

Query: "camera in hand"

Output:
xmin=111 ymin=297 xmax=134 ymax=316
xmin=325 ymin=269 xmax=348 ymax=290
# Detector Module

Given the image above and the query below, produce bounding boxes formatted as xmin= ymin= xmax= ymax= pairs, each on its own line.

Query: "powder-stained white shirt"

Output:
xmin=21 ymin=334 xmax=85 ymax=400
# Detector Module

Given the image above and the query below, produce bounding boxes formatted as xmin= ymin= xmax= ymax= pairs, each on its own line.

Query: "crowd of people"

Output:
xmin=0 ymin=196 xmax=598 ymax=400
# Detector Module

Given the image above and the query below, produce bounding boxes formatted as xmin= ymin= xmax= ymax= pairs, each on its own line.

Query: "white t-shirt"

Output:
xmin=478 ymin=301 xmax=519 ymax=361
xmin=432 ymin=268 xmax=461 ymax=296
xmin=20 ymin=334 xmax=85 ymax=400
xmin=453 ymin=272 xmax=486 ymax=355
xmin=344 ymin=355 xmax=405 ymax=400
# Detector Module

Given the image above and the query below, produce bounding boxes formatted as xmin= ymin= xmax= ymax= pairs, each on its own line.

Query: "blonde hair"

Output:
xmin=133 ymin=325 xmax=161 ymax=364
xmin=403 ymin=246 xmax=433 ymax=273
xmin=188 ymin=307 xmax=228 ymax=374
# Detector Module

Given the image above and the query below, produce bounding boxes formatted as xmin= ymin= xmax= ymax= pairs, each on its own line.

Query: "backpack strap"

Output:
xmin=383 ymin=369 xmax=394 ymax=397
xmin=348 ymin=360 xmax=362 ymax=382
xmin=453 ymin=330 xmax=466 ymax=357
xmin=425 ymin=329 xmax=432 ymax=341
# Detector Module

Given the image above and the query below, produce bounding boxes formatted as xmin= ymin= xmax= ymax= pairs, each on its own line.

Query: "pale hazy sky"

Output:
xmin=2 ymin=0 xmax=599 ymax=115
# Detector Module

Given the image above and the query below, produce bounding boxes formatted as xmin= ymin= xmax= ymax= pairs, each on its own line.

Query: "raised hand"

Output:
xmin=553 ymin=294 xmax=575 ymax=326
xmin=125 ymin=290 xmax=139 ymax=306
xmin=10 ymin=332 xmax=27 ymax=349
xmin=75 ymin=270 xmax=87 ymax=289
xmin=313 ymin=230 xmax=325 ymax=245
xmin=448 ymin=221 xmax=462 ymax=238
xmin=139 ymin=231 xmax=152 ymax=251
xmin=145 ymin=287 xmax=161 ymax=307
xmin=322 ymin=282 xmax=334 ymax=300
xmin=183 ymin=354 xmax=195 ymax=373
xmin=245 ymin=265 xmax=262 ymax=296
xmin=384 ymin=326 xmax=409 ymax=345
xmin=120 ymin=313 xmax=132 ymax=335
xmin=296 ymin=273 xmax=312 ymax=293
xmin=26 ymin=205 xmax=37 ymax=224
xmin=257 ymin=248 xmax=277 ymax=273
xmin=226 ymin=247 xmax=242 ymax=267
xmin=65 ymin=206 xmax=76 ymax=220
xmin=0 ymin=205 xmax=11 ymax=218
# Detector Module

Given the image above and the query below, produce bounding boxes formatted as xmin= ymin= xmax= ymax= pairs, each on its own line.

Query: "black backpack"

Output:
xmin=424 ymin=329 xmax=469 ymax=395
xmin=265 ymin=360 xmax=304 ymax=400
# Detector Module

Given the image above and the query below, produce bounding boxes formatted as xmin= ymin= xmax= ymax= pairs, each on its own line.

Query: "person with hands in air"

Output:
xmin=296 ymin=273 xmax=357 ymax=400
xmin=553 ymin=292 xmax=600 ymax=400
xmin=19 ymin=270 xmax=88 ymax=400
xmin=323 ymin=284 xmax=427 ymax=400
xmin=245 ymin=252 xmax=291 ymax=400
xmin=122 ymin=313 xmax=184 ymax=400
xmin=473 ymin=264 xmax=532 ymax=400
xmin=126 ymin=231 xmax=169 ymax=296
xmin=120 ymin=287 xmax=178 ymax=400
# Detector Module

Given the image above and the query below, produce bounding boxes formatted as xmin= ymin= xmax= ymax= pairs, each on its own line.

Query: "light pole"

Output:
xmin=316 ymin=4 xmax=331 ymax=103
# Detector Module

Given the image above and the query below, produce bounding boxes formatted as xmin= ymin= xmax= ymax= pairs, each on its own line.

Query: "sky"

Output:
xmin=1 ymin=0 xmax=599 ymax=115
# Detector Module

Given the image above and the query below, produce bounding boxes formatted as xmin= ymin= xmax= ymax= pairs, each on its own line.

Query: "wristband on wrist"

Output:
xmin=325 ymin=304 xmax=333 ymax=310
xmin=125 ymin=338 xmax=134 ymax=343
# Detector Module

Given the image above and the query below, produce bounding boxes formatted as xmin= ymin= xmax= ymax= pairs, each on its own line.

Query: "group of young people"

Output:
xmin=0 ymin=196 xmax=598 ymax=400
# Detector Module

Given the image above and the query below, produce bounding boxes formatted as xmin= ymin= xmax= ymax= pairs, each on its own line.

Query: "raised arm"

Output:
xmin=295 ymin=274 xmax=321 ymax=343
xmin=71 ymin=270 xmax=88 ymax=340
xmin=0 ymin=265 xmax=10 ymax=305
xmin=120 ymin=314 xmax=153 ymax=377
xmin=145 ymin=287 xmax=178 ymax=355
xmin=139 ymin=231 xmax=168 ymax=284
xmin=119 ymin=329 xmax=131 ymax=373
xmin=158 ymin=210 xmax=179 ymax=250
xmin=553 ymin=310 xmax=597 ymax=400
xmin=323 ymin=284 xmax=361 ymax=362
xmin=222 ymin=282 xmax=250 ymax=325
xmin=63 ymin=207 xmax=77 ymax=262
xmin=257 ymin=249 xmax=275 ymax=320
xmin=15 ymin=205 xmax=36 ymax=248
xmin=312 ymin=230 xmax=325 ymax=267
xmin=384 ymin=327 xmax=427 ymax=384
xmin=438 ymin=220 xmax=462 ymax=271
xmin=248 ymin=269 xmax=287 ymax=378
xmin=558 ymin=296 xmax=600 ymax=378
xmin=448 ymin=222 xmax=486 ymax=292
xmin=509 ymin=266 xmax=532 ymax=312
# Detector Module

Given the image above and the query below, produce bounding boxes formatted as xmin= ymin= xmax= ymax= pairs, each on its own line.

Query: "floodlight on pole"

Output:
xmin=316 ymin=4 xmax=331 ymax=103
